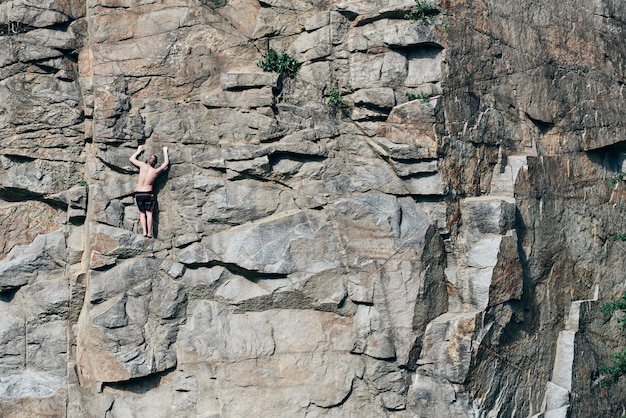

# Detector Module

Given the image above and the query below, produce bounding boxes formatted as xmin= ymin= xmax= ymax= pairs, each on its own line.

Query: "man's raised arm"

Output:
xmin=130 ymin=145 xmax=144 ymax=167
xmin=158 ymin=147 xmax=169 ymax=172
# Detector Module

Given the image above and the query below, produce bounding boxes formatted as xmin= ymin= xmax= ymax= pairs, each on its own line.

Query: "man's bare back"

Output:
xmin=129 ymin=145 xmax=169 ymax=237
xmin=136 ymin=165 xmax=164 ymax=191
xmin=130 ymin=145 xmax=169 ymax=191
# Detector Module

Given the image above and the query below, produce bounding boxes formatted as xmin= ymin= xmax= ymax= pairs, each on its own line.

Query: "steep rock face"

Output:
xmin=0 ymin=0 xmax=625 ymax=417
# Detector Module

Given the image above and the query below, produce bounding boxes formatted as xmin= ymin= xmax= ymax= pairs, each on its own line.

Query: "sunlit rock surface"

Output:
xmin=1 ymin=0 xmax=625 ymax=416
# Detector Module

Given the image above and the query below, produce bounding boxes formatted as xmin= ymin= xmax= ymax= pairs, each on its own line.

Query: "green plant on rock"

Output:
xmin=257 ymin=48 xmax=299 ymax=79
xmin=405 ymin=91 xmax=431 ymax=103
xmin=404 ymin=0 xmax=447 ymax=25
xmin=600 ymin=291 xmax=626 ymax=324
xmin=609 ymin=172 xmax=626 ymax=188
xmin=602 ymin=347 xmax=626 ymax=386
xmin=600 ymin=292 xmax=626 ymax=386
xmin=327 ymin=89 xmax=349 ymax=108
xmin=609 ymin=233 xmax=626 ymax=242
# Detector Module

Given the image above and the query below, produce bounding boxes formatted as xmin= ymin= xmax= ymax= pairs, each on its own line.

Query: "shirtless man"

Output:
xmin=129 ymin=145 xmax=169 ymax=238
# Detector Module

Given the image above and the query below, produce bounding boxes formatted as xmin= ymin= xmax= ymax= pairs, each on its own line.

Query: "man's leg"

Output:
xmin=146 ymin=208 xmax=154 ymax=238
xmin=139 ymin=211 xmax=148 ymax=236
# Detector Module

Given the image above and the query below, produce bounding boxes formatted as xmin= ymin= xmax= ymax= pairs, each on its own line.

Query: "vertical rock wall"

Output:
xmin=0 ymin=0 xmax=624 ymax=417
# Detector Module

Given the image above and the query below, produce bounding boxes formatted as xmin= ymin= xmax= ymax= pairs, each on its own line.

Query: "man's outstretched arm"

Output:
xmin=130 ymin=145 xmax=144 ymax=167
xmin=158 ymin=147 xmax=169 ymax=172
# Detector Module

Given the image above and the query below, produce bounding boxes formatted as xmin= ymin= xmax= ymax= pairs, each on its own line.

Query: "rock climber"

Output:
xmin=129 ymin=145 xmax=169 ymax=238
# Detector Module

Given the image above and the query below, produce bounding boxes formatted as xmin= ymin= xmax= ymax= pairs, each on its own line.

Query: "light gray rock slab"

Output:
xmin=224 ymin=156 xmax=270 ymax=177
xmin=204 ymin=210 xmax=342 ymax=275
xmin=407 ymin=373 xmax=474 ymax=418
xmin=89 ymin=258 xmax=162 ymax=303
xmin=390 ymin=159 xmax=438 ymax=177
xmin=403 ymin=172 xmax=445 ymax=195
xmin=177 ymin=300 xmax=275 ymax=362
xmin=290 ymin=26 xmax=333 ymax=62
xmin=200 ymin=180 xmax=297 ymax=225
xmin=351 ymin=304 xmax=396 ymax=359
xmin=349 ymin=51 xmax=407 ymax=89
xmin=382 ymin=21 xmax=440 ymax=47
xmin=219 ymin=72 xmax=280 ymax=91
xmin=177 ymin=301 xmax=363 ymax=416
xmin=160 ymin=259 xmax=186 ymax=279
xmin=20 ymin=28 xmax=80 ymax=50
xmin=176 ymin=242 xmax=217 ymax=265
xmin=0 ymin=1 xmax=72 ymax=28
xmin=180 ymin=266 xmax=232 ymax=300
xmin=0 ymin=155 xmax=84 ymax=196
xmin=351 ymin=87 xmax=396 ymax=109
xmin=78 ymin=273 xmax=186 ymax=383
xmin=0 ymin=371 xmax=66 ymax=399
xmin=418 ymin=312 xmax=481 ymax=383
xmin=90 ymin=223 xmax=170 ymax=260
xmin=215 ymin=275 xmax=270 ymax=304
xmin=0 ymin=230 xmax=66 ymax=291
xmin=91 ymin=294 xmax=128 ymax=329
xmin=202 ymin=87 xmax=276 ymax=109
xmin=304 ymin=11 xmax=330 ymax=32
xmin=404 ymin=46 xmax=444 ymax=86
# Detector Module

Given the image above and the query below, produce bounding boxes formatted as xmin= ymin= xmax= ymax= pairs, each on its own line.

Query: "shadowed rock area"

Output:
xmin=0 ymin=0 xmax=625 ymax=416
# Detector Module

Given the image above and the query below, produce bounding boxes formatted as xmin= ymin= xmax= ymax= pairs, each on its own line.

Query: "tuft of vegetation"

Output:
xmin=404 ymin=0 xmax=447 ymax=25
xmin=609 ymin=172 xmax=626 ymax=188
xmin=600 ymin=292 xmax=626 ymax=323
xmin=602 ymin=348 xmax=626 ymax=386
xmin=600 ymin=292 xmax=626 ymax=386
xmin=610 ymin=233 xmax=626 ymax=242
xmin=257 ymin=48 xmax=300 ymax=79
xmin=327 ymin=89 xmax=349 ymax=108
xmin=77 ymin=179 xmax=89 ymax=192
xmin=405 ymin=91 xmax=432 ymax=103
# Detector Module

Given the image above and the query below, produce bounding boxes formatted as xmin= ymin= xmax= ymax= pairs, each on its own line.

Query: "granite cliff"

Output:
xmin=0 ymin=0 xmax=625 ymax=416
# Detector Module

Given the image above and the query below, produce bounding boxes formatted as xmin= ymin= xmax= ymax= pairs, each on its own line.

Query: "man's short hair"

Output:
xmin=148 ymin=155 xmax=158 ymax=167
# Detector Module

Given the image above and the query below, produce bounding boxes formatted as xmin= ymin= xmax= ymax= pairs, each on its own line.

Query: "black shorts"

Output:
xmin=135 ymin=192 xmax=155 ymax=212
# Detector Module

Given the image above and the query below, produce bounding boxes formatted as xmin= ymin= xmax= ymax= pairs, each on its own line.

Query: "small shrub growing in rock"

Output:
xmin=327 ymin=89 xmax=349 ymax=108
xmin=609 ymin=233 xmax=626 ymax=242
xmin=602 ymin=348 xmax=626 ymax=386
xmin=600 ymin=292 xmax=626 ymax=386
xmin=600 ymin=292 xmax=626 ymax=324
xmin=257 ymin=48 xmax=299 ymax=79
xmin=404 ymin=0 xmax=447 ymax=24
xmin=609 ymin=172 xmax=626 ymax=188
xmin=405 ymin=91 xmax=431 ymax=103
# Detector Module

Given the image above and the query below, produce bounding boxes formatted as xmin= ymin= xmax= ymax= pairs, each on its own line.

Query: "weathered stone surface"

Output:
xmin=1 ymin=0 xmax=626 ymax=416
xmin=77 ymin=265 xmax=187 ymax=383
xmin=0 ymin=230 xmax=66 ymax=291
xmin=204 ymin=210 xmax=342 ymax=275
xmin=0 ymin=201 xmax=63 ymax=258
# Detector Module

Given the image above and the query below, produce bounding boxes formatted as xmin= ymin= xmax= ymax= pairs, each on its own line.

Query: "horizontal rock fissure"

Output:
xmin=0 ymin=187 xmax=71 ymax=211
xmin=205 ymin=260 xmax=289 ymax=282
xmin=525 ymin=113 xmax=555 ymax=134
xmin=101 ymin=366 xmax=176 ymax=394
xmin=0 ymin=287 xmax=19 ymax=302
